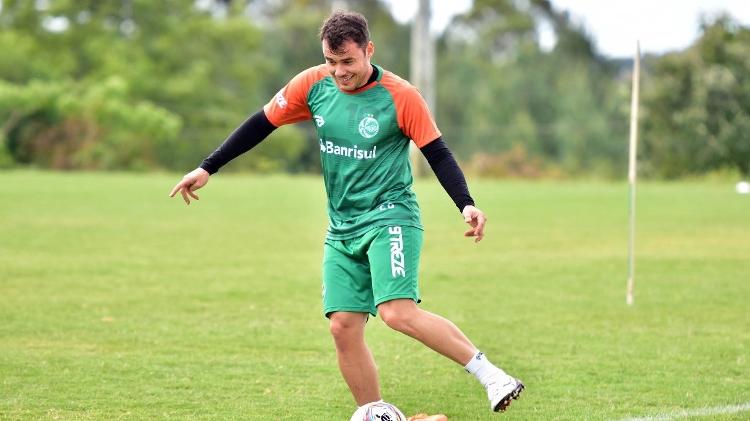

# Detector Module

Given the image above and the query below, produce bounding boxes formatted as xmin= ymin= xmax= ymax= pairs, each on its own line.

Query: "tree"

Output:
xmin=0 ymin=0 xmax=302 ymax=170
xmin=436 ymin=0 xmax=628 ymax=177
xmin=642 ymin=15 xmax=750 ymax=177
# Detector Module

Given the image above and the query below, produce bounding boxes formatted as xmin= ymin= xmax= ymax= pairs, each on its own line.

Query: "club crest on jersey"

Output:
xmin=358 ymin=114 xmax=379 ymax=139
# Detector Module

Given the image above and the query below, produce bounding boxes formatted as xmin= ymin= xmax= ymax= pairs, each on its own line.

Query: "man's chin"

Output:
xmin=336 ymin=82 xmax=355 ymax=91
xmin=335 ymin=78 xmax=358 ymax=90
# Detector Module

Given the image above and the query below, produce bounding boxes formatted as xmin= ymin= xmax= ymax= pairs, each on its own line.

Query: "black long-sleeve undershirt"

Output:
xmin=199 ymin=106 xmax=474 ymax=211
xmin=420 ymin=137 xmax=475 ymax=211
xmin=200 ymin=110 xmax=277 ymax=174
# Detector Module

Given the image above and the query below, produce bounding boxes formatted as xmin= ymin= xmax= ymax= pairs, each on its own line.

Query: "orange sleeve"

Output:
xmin=263 ymin=65 xmax=328 ymax=127
xmin=379 ymin=72 xmax=441 ymax=148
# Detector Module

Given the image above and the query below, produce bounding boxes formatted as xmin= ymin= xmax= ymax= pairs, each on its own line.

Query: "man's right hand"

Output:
xmin=169 ymin=168 xmax=210 ymax=205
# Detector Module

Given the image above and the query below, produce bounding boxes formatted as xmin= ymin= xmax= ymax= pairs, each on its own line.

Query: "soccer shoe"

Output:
xmin=486 ymin=374 xmax=525 ymax=412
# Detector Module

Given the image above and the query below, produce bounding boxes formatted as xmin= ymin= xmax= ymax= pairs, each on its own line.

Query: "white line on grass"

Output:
xmin=616 ymin=402 xmax=750 ymax=421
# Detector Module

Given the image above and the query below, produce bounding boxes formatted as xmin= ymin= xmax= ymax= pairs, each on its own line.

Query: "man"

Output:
xmin=169 ymin=10 xmax=524 ymax=414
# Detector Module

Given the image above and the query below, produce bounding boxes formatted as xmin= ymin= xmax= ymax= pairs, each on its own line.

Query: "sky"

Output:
xmin=383 ymin=0 xmax=750 ymax=57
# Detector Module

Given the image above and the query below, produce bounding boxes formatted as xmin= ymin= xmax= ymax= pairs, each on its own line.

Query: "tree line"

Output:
xmin=1 ymin=0 xmax=748 ymax=178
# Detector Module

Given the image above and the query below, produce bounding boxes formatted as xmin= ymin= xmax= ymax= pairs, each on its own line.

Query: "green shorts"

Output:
xmin=322 ymin=225 xmax=423 ymax=317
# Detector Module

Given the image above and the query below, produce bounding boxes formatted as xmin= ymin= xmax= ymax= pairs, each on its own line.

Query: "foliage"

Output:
xmin=0 ymin=1 xmax=748 ymax=177
xmin=0 ymin=77 xmax=181 ymax=170
xmin=0 ymin=0 xmax=286 ymax=170
xmin=469 ymin=144 xmax=563 ymax=178
xmin=642 ymin=15 xmax=750 ymax=177
xmin=438 ymin=0 xmax=629 ymax=179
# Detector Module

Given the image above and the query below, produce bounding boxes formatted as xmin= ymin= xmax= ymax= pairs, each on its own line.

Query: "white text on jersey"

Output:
xmin=320 ymin=140 xmax=377 ymax=160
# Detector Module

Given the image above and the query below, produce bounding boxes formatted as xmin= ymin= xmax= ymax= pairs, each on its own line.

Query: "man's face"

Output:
xmin=322 ymin=39 xmax=374 ymax=91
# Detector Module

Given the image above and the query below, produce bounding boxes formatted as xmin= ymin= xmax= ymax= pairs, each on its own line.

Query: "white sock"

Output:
xmin=464 ymin=350 xmax=506 ymax=387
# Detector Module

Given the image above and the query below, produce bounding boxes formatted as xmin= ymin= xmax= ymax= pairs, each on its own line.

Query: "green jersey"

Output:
xmin=264 ymin=64 xmax=441 ymax=239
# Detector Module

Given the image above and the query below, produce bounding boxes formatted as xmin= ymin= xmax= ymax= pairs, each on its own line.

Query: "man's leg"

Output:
xmin=378 ymin=299 xmax=524 ymax=412
xmin=322 ymin=238 xmax=382 ymax=406
xmin=377 ymin=299 xmax=474 ymax=364
xmin=329 ymin=311 xmax=381 ymax=406
xmin=368 ymin=226 xmax=524 ymax=411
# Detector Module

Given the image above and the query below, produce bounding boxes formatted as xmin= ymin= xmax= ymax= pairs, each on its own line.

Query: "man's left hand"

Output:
xmin=462 ymin=205 xmax=486 ymax=243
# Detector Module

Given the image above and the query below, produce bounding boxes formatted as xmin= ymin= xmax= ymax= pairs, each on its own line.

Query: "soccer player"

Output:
xmin=169 ymin=10 xmax=524 ymax=414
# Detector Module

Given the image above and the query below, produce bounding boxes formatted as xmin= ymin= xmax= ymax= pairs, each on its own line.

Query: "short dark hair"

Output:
xmin=319 ymin=11 xmax=370 ymax=53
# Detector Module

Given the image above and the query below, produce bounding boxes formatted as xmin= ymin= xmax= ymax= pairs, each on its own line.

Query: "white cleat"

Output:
xmin=486 ymin=374 xmax=525 ymax=412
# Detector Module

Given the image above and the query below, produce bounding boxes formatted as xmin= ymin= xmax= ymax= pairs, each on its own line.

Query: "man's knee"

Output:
xmin=329 ymin=312 xmax=366 ymax=342
xmin=379 ymin=300 xmax=417 ymax=333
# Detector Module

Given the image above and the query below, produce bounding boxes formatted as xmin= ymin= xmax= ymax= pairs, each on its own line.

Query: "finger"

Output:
xmin=473 ymin=214 xmax=486 ymax=237
xmin=187 ymin=188 xmax=199 ymax=200
xmin=464 ymin=228 xmax=475 ymax=237
xmin=169 ymin=181 xmax=185 ymax=197
xmin=180 ymin=188 xmax=190 ymax=205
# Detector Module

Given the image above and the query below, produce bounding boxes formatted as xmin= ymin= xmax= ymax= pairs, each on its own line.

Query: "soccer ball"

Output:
xmin=736 ymin=181 xmax=750 ymax=194
xmin=349 ymin=401 xmax=407 ymax=421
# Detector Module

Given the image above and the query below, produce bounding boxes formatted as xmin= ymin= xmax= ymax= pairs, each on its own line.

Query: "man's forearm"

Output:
xmin=420 ymin=137 xmax=475 ymax=211
xmin=200 ymin=110 xmax=277 ymax=174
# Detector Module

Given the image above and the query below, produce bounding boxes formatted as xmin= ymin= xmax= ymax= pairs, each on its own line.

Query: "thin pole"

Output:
xmin=626 ymin=42 xmax=641 ymax=306
xmin=409 ymin=0 xmax=434 ymax=176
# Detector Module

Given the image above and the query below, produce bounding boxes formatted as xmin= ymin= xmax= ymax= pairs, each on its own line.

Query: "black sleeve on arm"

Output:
xmin=199 ymin=110 xmax=277 ymax=174
xmin=420 ymin=137 xmax=475 ymax=211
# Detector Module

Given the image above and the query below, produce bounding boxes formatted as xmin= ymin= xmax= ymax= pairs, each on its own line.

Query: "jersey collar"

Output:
xmin=339 ymin=64 xmax=383 ymax=95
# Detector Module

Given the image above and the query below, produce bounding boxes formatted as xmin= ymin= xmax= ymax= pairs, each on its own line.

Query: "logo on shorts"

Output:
xmin=358 ymin=114 xmax=379 ymax=139
xmin=388 ymin=226 xmax=406 ymax=278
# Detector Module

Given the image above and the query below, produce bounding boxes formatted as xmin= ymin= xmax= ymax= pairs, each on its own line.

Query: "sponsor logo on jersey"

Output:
xmin=319 ymin=139 xmax=377 ymax=160
xmin=358 ymin=114 xmax=379 ymax=139
xmin=388 ymin=226 xmax=406 ymax=278
xmin=314 ymin=114 xmax=325 ymax=127
xmin=275 ymin=91 xmax=288 ymax=109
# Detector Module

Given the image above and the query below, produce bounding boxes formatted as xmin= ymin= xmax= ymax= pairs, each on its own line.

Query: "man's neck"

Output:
xmin=361 ymin=64 xmax=378 ymax=87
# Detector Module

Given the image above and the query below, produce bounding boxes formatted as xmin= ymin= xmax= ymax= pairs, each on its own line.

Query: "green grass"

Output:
xmin=1 ymin=171 xmax=748 ymax=420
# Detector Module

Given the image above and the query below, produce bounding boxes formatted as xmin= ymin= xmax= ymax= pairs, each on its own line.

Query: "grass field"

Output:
xmin=1 ymin=171 xmax=748 ymax=420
